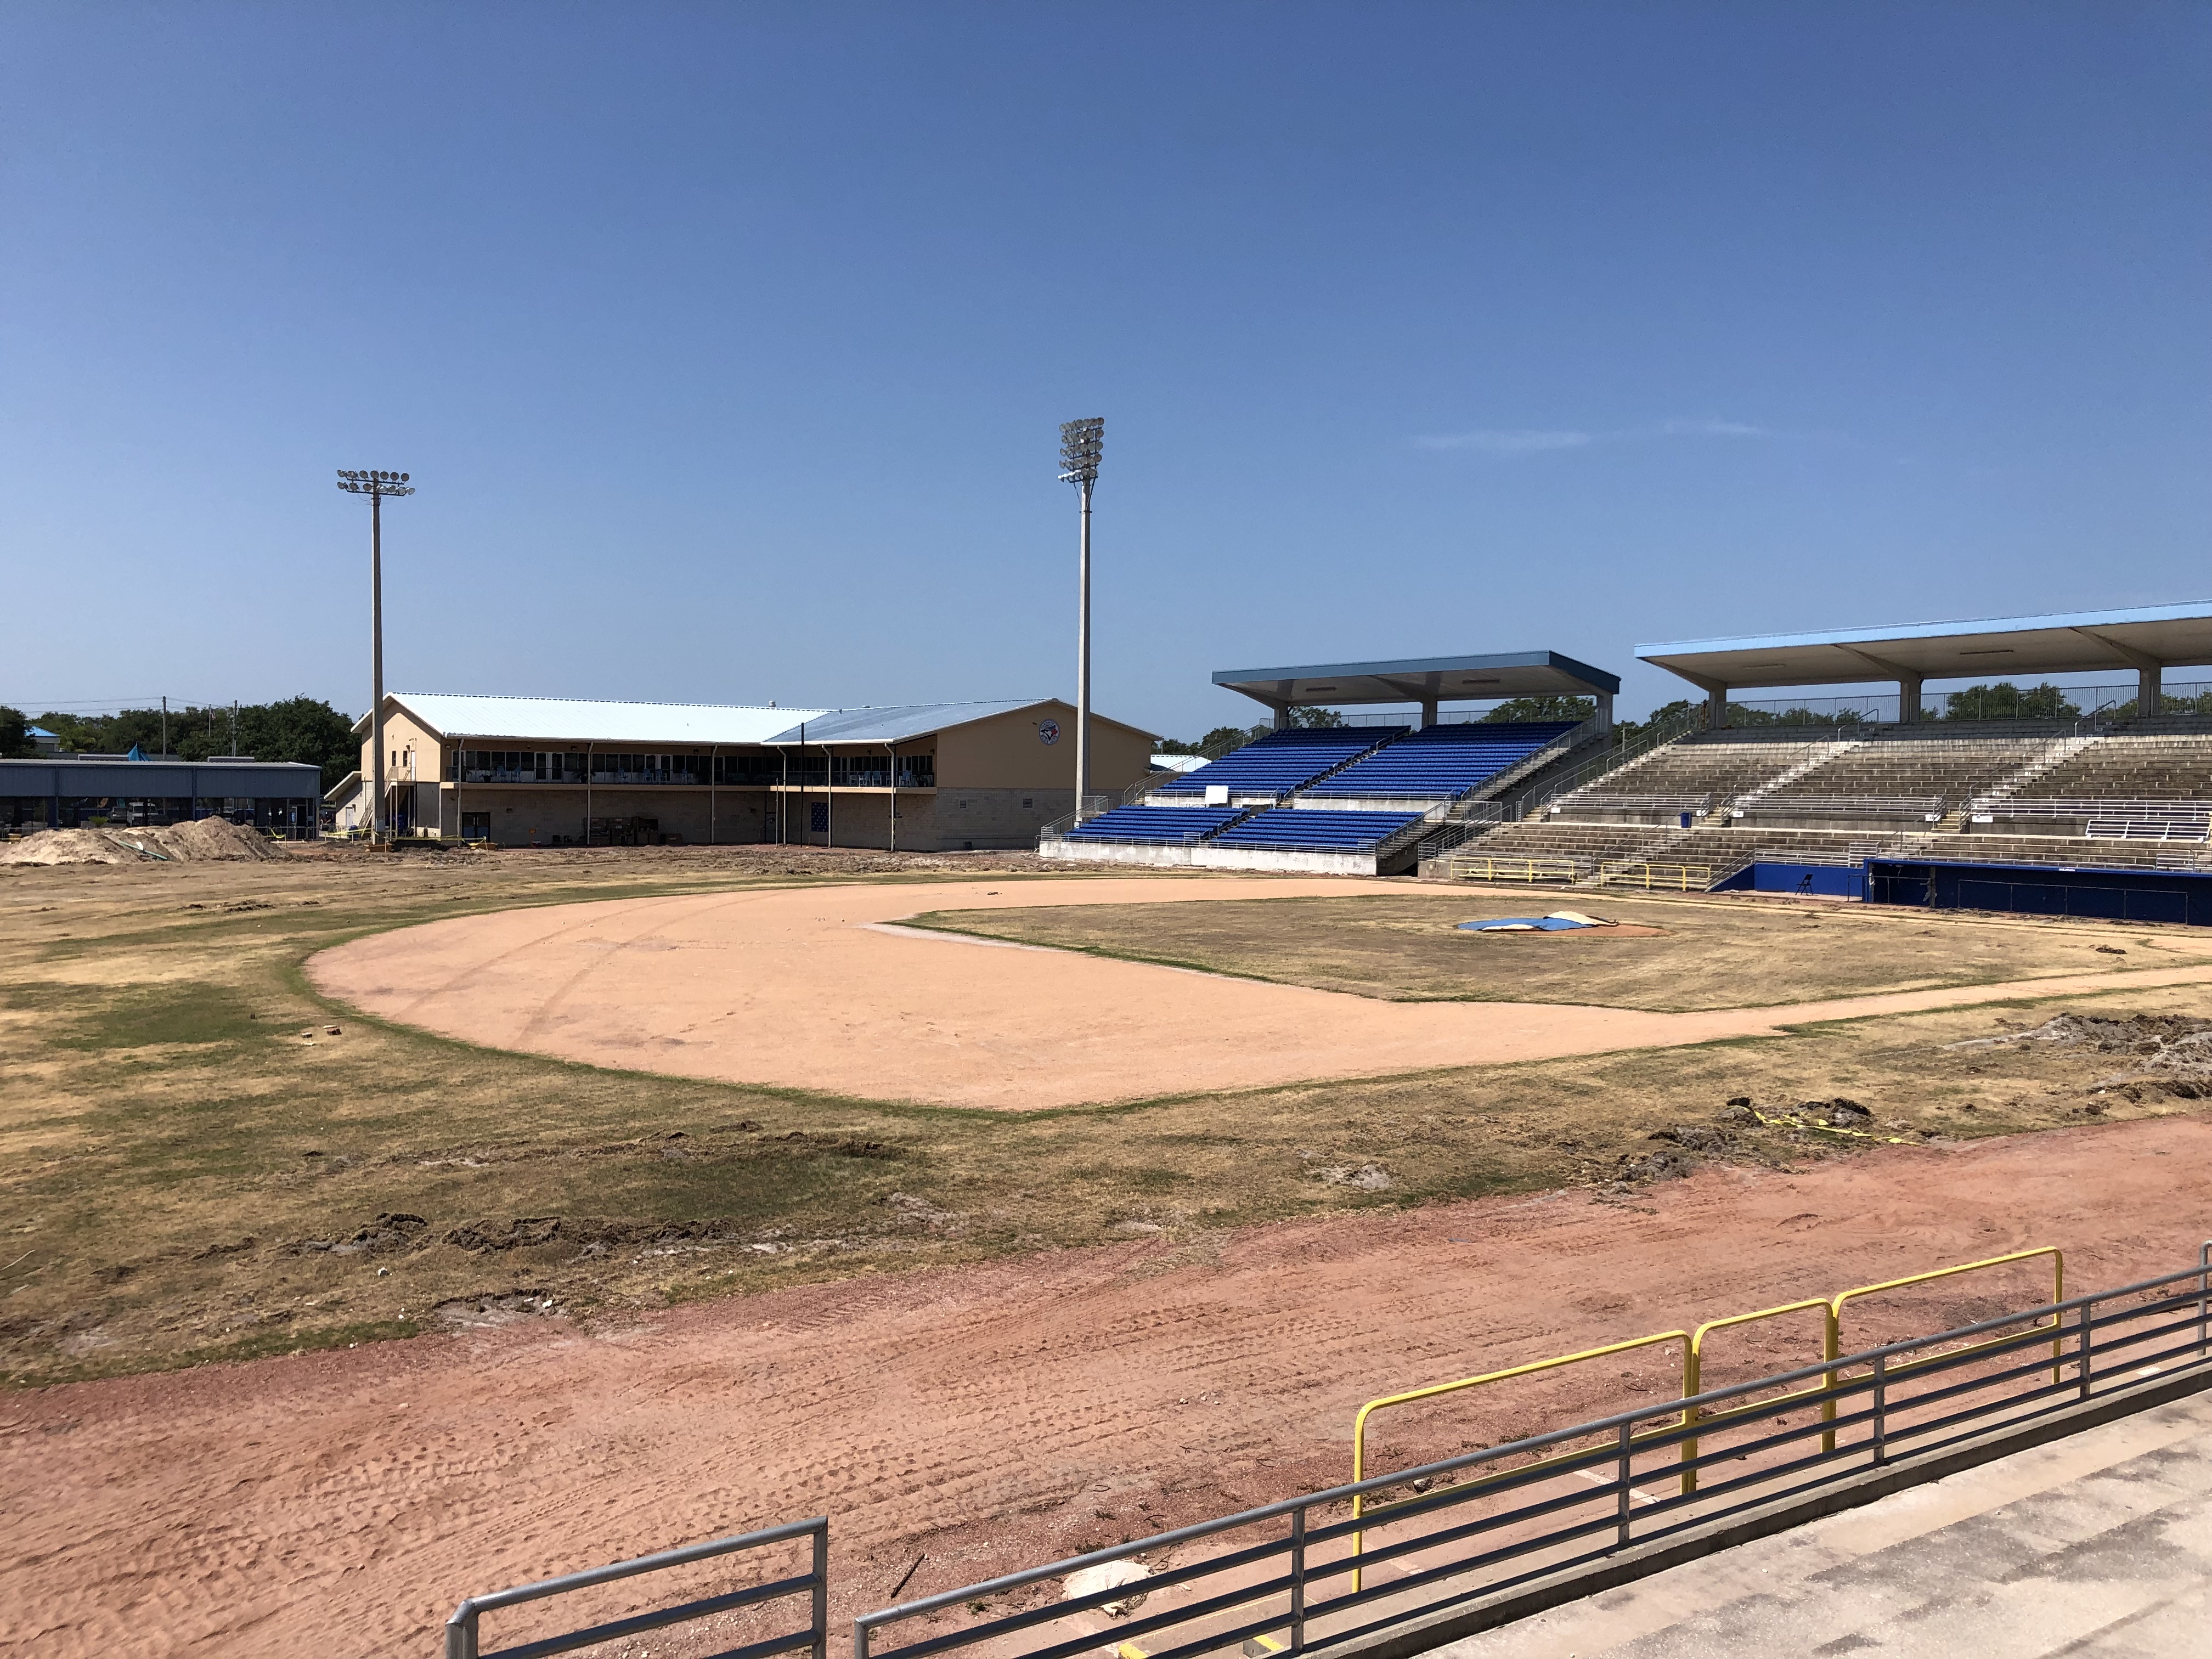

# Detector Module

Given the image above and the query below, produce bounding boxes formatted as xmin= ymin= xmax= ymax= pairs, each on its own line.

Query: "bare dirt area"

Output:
xmin=906 ymin=890 xmax=2211 ymax=1009
xmin=308 ymin=879 xmax=2212 ymax=1109
xmin=4 ymin=1119 xmax=2207 ymax=1659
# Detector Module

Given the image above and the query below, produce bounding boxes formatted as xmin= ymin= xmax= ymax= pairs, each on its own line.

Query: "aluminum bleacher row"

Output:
xmin=1210 ymin=808 xmax=1425 ymax=851
xmin=1300 ymin=720 xmax=1579 ymax=799
xmin=1155 ymin=727 xmax=1398 ymax=799
xmin=1060 ymin=805 xmax=1245 ymax=845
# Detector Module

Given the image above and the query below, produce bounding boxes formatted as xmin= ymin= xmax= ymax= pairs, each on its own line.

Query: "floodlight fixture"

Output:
xmin=337 ymin=469 xmax=414 ymax=497
xmin=1058 ymin=417 xmax=1103 ymax=486
xmin=336 ymin=466 xmax=417 ymax=842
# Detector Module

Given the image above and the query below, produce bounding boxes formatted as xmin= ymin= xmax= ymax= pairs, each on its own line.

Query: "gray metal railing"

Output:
xmin=1513 ymin=704 xmax=1708 ymax=819
xmin=444 ymin=1515 xmax=828 ymax=1659
xmin=851 ymin=1254 xmax=2212 ymax=1659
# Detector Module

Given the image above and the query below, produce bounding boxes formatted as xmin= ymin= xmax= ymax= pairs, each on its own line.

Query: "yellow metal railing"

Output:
xmin=1441 ymin=855 xmax=1581 ymax=885
xmin=1348 ymin=1329 xmax=1689 ymax=1589
xmin=1821 ymin=1248 xmax=2064 ymax=1450
xmin=1593 ymin=862 xmax=1713 ymax=890
xmin=1351 ymin=1244 xmax=2067 ymax=1566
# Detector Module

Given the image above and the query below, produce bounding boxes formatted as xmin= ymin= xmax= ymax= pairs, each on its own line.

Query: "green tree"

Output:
xmin=1481 ymin=695 xmax=1595 ymax=724
xmin=1284 ymin=706 xmax=1345 ymax=728
xmin=0 ymin=706 xmax=33 ymax=758
xmin=1940 ymin=681 xmax=2080 ymax=721
xmin=236 ymin=697 xmax=359 ymax=788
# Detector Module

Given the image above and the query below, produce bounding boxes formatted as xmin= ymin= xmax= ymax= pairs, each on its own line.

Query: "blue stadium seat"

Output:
xmin=1062 ymin=805 xmax=1246 ymax=844
xmin=1156 ymin=727 xmax=1403 ymax=799
xmin=1209 ymin=808 xmax=1425 ymax=851
xmin=1302 ymin=721 xmax=1579 ymax=800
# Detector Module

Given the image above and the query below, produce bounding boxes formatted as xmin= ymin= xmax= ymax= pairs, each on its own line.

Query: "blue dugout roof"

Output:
xmin=1212 ymin=650 xmax=1619 ymax=710
xmin=1639 ymin=601 xmax=2212 ymax=692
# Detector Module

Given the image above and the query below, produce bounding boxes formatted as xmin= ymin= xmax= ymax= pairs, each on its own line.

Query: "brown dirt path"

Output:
xmin=3 ymin=1119 xmax=2207 ymax=1658
xmin=307 ymin=878 xmax=2212 ymax=1108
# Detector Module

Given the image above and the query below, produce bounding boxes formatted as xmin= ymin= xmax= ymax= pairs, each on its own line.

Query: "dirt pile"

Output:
xmin=1955 ymin=1011 xmax=2212 ymax=1101
xmin=0 ymin=819 xmax=284 ymax=866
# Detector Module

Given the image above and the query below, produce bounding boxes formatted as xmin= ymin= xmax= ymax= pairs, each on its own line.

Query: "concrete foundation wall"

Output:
xmin=1190 ymin=844 xmax=1383 ymax=876
xmin=1037 ymin=839 xmax=1197 ymax=867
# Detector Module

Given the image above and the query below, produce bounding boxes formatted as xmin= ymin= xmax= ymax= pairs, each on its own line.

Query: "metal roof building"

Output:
xmin=1640 ymin=601 xmax=2212 ymax=724
xmin=347 ymin=691 xmax=1156 ymax=850
xmin=1 ymin=756 xmax=324 ymax=836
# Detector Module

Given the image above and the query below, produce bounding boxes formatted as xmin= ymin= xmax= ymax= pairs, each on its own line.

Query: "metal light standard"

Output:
xmin=336 ymin=469 xmax=415 ymax=842
xmin=1058 ymin=417 xmax=1104 ymax=820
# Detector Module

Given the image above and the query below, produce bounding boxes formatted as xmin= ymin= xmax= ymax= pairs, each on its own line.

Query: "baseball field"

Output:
xmin=5 ymin=845 xmax=2210 ymax=1655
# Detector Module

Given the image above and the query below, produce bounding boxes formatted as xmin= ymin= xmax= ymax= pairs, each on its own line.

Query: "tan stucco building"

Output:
xmin=337 ymin=693 xmax=1156 ymax=850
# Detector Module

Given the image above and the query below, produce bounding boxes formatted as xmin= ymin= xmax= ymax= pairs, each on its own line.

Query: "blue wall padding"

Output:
xmin=1866 ymin=859 xmax=2212 ymax=926
xmin=1709 ymin=862 xmax=1867 ymax=899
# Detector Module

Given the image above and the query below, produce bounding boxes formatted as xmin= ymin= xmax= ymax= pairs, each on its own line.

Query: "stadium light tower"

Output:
xmin=1058 ymin=417 xmax=1104 ymax=820
xmin=336 ymin=469 xmax=415 ymax=842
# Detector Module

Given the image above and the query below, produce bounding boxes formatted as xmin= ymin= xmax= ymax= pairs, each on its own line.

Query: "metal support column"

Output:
xmin=1075 ymin=476 xmax=1094 ymax=819
xmin=2140 ymin=665 xmax=2163 ymax=717
xmin=1898 ymin=675 xmax=1923 ymax=725
xmin=1706 ymin=686 xmax=1729 ymax=729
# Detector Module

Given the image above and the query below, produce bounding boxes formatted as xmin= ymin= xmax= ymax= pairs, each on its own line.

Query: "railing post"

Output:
xmin=1289 ymin=1505 xmax=1307 ymax=1652
xmin=444 ymin=1602 xmax=478 ymax=1659
xmin=1615 ymin=1421 xmax=1634 ymax=1548
xmin=854 ymin=1617 xmax=871 ymax=1659
xmin=2078 ymin=1299 xmax=2096 ymax=1401
xmin=812 ymin=1522 xmax=831 ymax=1659
xmin=2199 ymin=1242 xmax=2210 ymax=1359
xmin=1871 ymin=1353 xmax=1887 ymax=1466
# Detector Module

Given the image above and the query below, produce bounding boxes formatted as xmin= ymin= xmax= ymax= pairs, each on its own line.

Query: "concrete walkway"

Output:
xmin=1436 ymin=1390 xmax=2212 ymax=1658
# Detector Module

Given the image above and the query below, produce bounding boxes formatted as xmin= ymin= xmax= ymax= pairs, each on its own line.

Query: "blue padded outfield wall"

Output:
xmin=1709 ymin=861 xmax=1868 ymax=900
xmin=1866 ymin=859 xmax=2212 ymax=926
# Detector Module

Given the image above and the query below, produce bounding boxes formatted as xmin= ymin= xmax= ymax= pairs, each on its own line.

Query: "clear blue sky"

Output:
xmin=4 ymin=2 xmax=2207 ymax=738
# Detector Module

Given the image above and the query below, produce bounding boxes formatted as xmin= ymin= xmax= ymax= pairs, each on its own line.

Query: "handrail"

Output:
xmin=446 ymin=1516 xmax=828 ymax=1659
xmin=1513 ymin=704 xmax=1708 ymax=819
xmin=852 ymin=1252 xmax=2212 ymax=1659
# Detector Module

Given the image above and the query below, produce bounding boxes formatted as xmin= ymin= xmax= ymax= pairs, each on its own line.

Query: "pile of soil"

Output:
xmin=0 ymin=819 xmax=284 ymax=866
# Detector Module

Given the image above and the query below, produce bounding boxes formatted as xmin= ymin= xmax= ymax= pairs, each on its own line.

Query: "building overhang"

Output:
xmin=1638 ymin=601 xmax=2212 ymax=694
xmin=1210 ymin=650 xmax=1620 ymax=711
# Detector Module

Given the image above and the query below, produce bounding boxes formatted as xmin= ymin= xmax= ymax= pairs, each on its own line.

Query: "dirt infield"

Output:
xmin=5 ymin=1117 xmax=2206 ymax=1658
xmin=309 ymin=877 xmax=2212 ymax=1108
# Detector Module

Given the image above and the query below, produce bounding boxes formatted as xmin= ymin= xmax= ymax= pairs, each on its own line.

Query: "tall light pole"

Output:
xmin=337 ymin=469 xmax=414 ymax=842
xmin=1058 ymin=417 xmax=1104 ymax=820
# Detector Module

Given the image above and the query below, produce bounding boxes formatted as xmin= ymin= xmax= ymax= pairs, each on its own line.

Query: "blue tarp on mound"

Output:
xmin=1459 ymin=917 xmax=1590 ymax=932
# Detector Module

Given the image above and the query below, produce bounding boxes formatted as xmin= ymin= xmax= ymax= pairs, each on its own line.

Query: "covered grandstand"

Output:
xmin=1042 ymin=650 xmax=1618 ymax=874
xmin=1413 ymin=603 xmax=2212 ymax=914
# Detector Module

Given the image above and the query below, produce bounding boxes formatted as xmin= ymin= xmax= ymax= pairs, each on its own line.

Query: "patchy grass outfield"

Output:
xmin=904 ymin=890 xmax=2212 ymax=1009
xmin=3 ymin=850 xmax=2207 ymax=1387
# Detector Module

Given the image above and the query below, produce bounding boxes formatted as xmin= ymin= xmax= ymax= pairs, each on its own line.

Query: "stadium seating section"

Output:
xmin=1302 ymin=720 xmax=1579 ymax=799
xmin=1156 ymin=727 xmax=1400 ymax=798
xmin=1061 ymin=805 xmax=1246 ymax=845
xmin=1434 ymin=716 xmax=2212 ymax=886
xmin=1210 ymin=808 xmax=1425 ymax=851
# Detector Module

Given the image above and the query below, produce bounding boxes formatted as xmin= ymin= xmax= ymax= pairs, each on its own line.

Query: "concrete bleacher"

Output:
xmin=1740 ymin=729 xmax=2075 ymax=827
xmin=1300 ymin=721 xmax=1578 ymax=803
xmin=1973 ymin=730 xmax=2212 ymax=838
xmin=1153 ymin=727 xmax=1398 ymax=802
xmin=1546 ymin=730 xmax=1853 ymax=824
xmin=1427 ymin=719 xmax=2212 ymax=886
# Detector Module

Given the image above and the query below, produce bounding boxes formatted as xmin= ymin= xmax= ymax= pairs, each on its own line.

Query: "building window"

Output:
xmin=810 ymin=804 xmax=828 ymax=832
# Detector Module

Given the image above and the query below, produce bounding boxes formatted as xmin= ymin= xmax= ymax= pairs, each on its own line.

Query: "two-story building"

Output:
xmin=336 ymin=692 xmax=1156 ymax=850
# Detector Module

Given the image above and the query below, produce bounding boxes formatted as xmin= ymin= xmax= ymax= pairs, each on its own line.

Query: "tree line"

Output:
xmin=0 ymin=698 xmax=359 ymax=788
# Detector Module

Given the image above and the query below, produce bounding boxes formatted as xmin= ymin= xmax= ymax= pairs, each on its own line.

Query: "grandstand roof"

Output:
xmin=1211 ymin=650 xmax=1620 ymax=710
xmin=368 ymin=693 xmax=826 ymax=745
xmin=763 ymin=699 xmax=1148 ymax=744
xmin=1639 ymin=601 xmax=2212 ymax=692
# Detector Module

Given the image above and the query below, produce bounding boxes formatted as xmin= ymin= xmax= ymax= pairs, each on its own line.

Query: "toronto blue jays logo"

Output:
xmin=1039 ymin=720 xmax=1060 ymax=745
